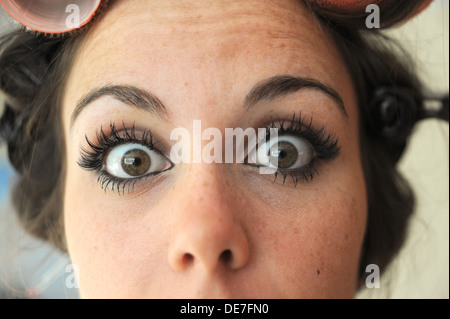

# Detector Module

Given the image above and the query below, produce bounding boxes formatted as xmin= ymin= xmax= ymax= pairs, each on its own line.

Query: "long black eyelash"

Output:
xmin=264 ymin=112 xmax=340 ymax=186
xmin=77 ymin=122 xmax=157 ymax=194
xmin=96 ymin=173 xmax=146 ymax=195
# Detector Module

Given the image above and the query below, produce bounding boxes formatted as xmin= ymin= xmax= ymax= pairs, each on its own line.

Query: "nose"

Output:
xmin=168 ymin=167 xmax=249 ymax=275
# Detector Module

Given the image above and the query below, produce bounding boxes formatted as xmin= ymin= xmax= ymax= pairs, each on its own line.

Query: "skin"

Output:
xmin=62 ymin=0 xmax=367 ymax=298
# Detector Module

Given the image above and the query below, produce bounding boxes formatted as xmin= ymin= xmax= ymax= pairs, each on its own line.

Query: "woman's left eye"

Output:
xmin=105 ymin=143 xmax=172 ymax=178
xmin=249 ymin=135 xmax=315 ymax=170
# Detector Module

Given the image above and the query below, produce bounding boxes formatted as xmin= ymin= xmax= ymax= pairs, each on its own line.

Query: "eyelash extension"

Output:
xmin=79 ymin=115 xmax=338 ymax=192
xmin=77 ymin=122 xmax=158 ymax=194
xmin=262 ymin=112 xmax=340 ymax=186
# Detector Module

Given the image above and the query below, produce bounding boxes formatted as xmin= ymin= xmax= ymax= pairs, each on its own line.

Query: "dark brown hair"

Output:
xmin=0 ymin=31 xmax=83 ymax=250
xmin=0 ymin=0 xmax=444 ymax=282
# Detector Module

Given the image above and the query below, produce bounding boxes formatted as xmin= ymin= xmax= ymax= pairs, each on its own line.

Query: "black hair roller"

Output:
xmin=367 ymin=87 xmax=449 ymax=163
xmin=367 ymin=87 xmax=418 ymax=162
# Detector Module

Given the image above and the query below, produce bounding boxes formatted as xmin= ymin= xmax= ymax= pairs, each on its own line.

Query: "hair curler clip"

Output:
xmin=420 ymin=95 xmax=449 ymax=123
xmin=0 ymin=0 xmax=107 ymax=37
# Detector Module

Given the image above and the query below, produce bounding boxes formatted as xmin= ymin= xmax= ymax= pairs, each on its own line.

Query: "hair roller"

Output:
xmin=367 ymin=86 xmax=449 ymax=163
xmin=366 ymin=87 xmax=419 ymax=162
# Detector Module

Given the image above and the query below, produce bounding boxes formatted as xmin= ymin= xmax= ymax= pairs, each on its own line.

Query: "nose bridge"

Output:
xmin=168 ymin=163 xmax=249 ymax=274
xmin=183 ymin=160 xmax=222 ymax=195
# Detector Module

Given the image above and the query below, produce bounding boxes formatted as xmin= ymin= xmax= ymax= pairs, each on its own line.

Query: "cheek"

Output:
xmin=241 ymin=148 xmax=367 ymax=297
xmin=63 ymin=161 xmax=167 ymax=297
xmin=257 ymin=184 xmax=367 ymax=298
xmin=64 ymin=199 xmax=166 ymax=297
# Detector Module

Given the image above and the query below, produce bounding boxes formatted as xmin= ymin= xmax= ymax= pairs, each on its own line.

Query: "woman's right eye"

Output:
xmin=105 ymin=143 xmax=172 ymax=178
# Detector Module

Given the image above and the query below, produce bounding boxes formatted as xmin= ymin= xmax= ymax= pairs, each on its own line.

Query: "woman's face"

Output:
xmin=62 ymin=0 xmax=367 ymax=298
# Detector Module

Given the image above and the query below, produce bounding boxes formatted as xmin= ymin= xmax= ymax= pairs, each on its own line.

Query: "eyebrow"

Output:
xmin=243 ymin=75 xmax=347 ymax=118
xmin=71 ymin=75 xmax=347 ymax=128
xmin=70 ymin=85 xmax=168 ymax=128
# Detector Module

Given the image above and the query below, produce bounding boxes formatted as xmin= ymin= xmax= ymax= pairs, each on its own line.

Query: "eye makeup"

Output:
xmin=77 ymin=122 xmax=173 ymax=195
xmin=252 ymin=112 xmax=340 ymax=186
xmin=77 ymin=113 xmax=340 ymax=194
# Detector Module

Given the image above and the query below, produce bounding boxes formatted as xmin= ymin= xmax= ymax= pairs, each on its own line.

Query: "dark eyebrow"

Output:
xmin=70 ymin=85 xmax=167 ymax=128
xmin=243 ymin=75 xmax=347 ymax=118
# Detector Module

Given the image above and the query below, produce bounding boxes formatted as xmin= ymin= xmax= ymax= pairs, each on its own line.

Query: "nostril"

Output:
xmin=182 ymin=253 xmax=194 ymax=267
xmin=220 ymin=249 xmax=233 ymax=264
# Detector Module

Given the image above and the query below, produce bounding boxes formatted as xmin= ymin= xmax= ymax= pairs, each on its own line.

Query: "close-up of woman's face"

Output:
xmin=61 ymin=0 xmax=367 ymax=298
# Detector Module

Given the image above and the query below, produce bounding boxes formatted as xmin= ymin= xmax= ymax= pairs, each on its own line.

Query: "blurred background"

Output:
xmin=0 ymin=6 xmax=78 ymax=296
xmin=0 ymin=1 xmax=448 ymax=298
xmin=357 ymin=0 xmax=449 ymax=298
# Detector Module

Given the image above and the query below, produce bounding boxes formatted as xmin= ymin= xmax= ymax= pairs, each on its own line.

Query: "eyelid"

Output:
xmin=265 ymin=113 xmax=340 ymax=153
xmin=78 ymin=122 xmax=159 ymax=171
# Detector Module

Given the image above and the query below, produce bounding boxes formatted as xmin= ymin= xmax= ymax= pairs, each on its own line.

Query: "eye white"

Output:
xmin=255 ymin=135 xmax=315 ymax=169
xmin=104 ymin=143 xmax=169 ymax=178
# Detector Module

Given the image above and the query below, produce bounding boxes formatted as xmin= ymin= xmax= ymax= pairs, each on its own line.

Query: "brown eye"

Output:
xmin=105 ymin=144 xmax=172 ymax=178
xmin=269 ymin=141 xmax=298 ymax=169
xmin=121 ymin=149 xmax=151 ymax=176
xmin=254 ymin=135 xmax=315 ymax=170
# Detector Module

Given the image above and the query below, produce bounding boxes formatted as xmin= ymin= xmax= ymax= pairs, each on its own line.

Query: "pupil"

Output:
xmin=133 ymin=158 xmax=141 ymax=166
xmin=279 ymin=150 xmax=288 ymax=159
xmin=121 ymin=149 xmax=151 ymax=176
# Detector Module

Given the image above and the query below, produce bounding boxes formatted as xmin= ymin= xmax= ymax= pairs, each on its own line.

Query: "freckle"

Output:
xmin=198 ymin=196 xmax=203 ymax=202
xmin=317 ymin=269 xmax=320 ymax=275
xmin=197 ymin=14 xmax=202 ymax=19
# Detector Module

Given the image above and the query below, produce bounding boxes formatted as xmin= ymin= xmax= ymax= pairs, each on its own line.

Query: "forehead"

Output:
xmin=83 ymin=0 xmax=324 ymax=48
xmin=65 ymin=0 xmax=352 ymax=123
